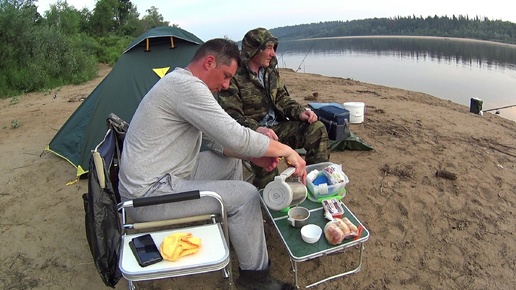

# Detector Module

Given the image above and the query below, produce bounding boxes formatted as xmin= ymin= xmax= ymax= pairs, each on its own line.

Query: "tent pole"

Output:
xmin=145 ymin=38 xmax=150 ymax=52
xmin=170 ymin=37 xmax=175 ymax=48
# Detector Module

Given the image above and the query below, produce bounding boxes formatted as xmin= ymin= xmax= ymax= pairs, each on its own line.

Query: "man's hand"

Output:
xmin=249 ymin=156 xmax=280 ymax=172
xmin=284 ymin=152 xmax=307 ymax=185
xmin=256 ymin=126 xmax=279 ymax=140
xmin=298 ymin=109 xmax=318 ymax=124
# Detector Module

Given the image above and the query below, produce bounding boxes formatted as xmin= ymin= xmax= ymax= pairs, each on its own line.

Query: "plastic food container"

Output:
xmin=306 ymin=162 xmax=348 ymax=202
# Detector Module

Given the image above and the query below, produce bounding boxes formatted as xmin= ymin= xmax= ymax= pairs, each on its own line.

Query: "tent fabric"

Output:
xmin=329 ymin=131 xmax=374 ymax=151
xmin=46 ymin=26 xmax=203 ymax=177
xmin=124 ymin=26 xmax=203 ymax=53
xmin=295 ymin=131 xmax=374 ymax=156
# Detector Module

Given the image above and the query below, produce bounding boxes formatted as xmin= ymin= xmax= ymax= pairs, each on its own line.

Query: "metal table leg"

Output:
xmin=290 ymin=243 xmax=365 ymax=288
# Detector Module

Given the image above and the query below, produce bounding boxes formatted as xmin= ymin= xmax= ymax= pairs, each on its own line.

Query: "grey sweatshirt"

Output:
xmin=118 ymin=67 xmax=270 ymax=198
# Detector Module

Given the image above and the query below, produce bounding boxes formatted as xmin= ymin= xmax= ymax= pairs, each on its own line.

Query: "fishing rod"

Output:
xmin=483 ymin=104 xmax=516 ymax=112
xmin=278 ymin=50 xmax=288 ymax=68
xmin=296 ymin=42 xmax=315 ymax=72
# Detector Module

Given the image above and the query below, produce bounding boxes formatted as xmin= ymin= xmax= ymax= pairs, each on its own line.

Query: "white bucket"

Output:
xmin=343 ymin=102 xmax=365 ymax=124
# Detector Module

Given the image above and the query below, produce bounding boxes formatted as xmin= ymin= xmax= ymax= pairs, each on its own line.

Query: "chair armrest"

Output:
xmin=121 ymin=190 xmax=201 ymax=209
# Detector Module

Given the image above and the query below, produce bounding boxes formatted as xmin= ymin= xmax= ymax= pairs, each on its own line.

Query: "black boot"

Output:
xmin=236 ymin=264 xmax=295 ymax=290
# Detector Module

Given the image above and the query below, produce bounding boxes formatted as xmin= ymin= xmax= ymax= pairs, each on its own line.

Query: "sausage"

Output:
xmin=342 ymin=218 xmax=358 ymax=233
xmin=334 ymin=218 xmax=351 ymax=236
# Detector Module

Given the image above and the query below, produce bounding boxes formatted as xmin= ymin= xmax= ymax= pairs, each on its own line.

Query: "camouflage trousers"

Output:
xmin=251 ymin=120 xmax=329 ymax=189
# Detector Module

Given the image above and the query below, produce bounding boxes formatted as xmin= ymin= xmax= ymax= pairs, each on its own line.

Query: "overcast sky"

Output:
xmin=36 ymin=0 xmax=516 ymax=41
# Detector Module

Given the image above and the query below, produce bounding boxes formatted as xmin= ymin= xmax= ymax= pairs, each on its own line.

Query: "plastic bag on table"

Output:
xmin=323 ymin=218 xmax=358 ymax=245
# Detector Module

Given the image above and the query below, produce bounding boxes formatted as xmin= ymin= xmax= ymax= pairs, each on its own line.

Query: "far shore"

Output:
xmin=298 ymin=35 xmax=516 ymax=47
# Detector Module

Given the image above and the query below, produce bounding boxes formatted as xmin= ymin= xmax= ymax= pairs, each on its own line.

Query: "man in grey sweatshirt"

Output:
xmin=118 ymin=38 xmax=305 ymax=289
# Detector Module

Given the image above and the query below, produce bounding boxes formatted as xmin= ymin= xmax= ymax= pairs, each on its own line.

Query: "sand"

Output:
xmin=1 ymin=65 xmax=515 ymax=289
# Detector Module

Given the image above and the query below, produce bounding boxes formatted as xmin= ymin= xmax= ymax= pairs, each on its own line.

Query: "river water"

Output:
xmin=276 ymin=36 xmax=516 ymax=122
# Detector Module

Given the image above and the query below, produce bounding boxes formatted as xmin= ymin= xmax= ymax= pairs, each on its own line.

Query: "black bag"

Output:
xmin=82 ymin=115 xmax=127 ymax=287
xmin=317 ymin=105 xmax=350 ymax=141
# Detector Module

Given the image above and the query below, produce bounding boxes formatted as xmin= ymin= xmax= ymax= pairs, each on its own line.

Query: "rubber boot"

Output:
xmin=236 ymin=262 xmax=295 ymax=290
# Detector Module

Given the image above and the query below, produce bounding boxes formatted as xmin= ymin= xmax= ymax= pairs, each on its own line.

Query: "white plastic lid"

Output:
xmin=262 ymin=180 xmax=293 ymax=211
xmin=343 ymin=101 xmax=365 ymax=108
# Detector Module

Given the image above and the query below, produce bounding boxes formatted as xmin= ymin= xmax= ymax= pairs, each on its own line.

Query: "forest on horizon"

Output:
xmin=270 ymin=15 xmax=516 ymax=45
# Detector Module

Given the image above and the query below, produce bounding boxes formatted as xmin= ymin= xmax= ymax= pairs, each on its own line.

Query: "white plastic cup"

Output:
xmin=301 ymin=224 xmax=322 ymax=243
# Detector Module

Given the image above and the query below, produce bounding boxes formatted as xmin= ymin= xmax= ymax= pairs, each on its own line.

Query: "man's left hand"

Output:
xmin=298 ymin=110 xmax=318 ymax=124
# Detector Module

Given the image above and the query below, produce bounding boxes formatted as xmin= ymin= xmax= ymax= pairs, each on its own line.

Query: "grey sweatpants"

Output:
xmin=123 ymin=151 xmax=269 ymax=271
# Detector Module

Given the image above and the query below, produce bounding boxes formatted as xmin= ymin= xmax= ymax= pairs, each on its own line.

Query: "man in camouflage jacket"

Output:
xmin=218 ymin=27 xmax=329 ymax=189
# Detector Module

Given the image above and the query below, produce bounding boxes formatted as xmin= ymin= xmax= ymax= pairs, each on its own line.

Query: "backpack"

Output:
xmin=82 ymin=114 xmax=128 ymax=287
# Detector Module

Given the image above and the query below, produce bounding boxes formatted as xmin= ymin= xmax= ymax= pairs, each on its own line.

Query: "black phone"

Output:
xmin=129 ymin=234 xmax=163 ymax=267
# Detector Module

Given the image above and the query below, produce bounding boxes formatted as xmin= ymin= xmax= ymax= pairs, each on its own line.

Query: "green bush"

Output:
xmin=0 ymin=25 xmax=98 ymax=97
xmin=9 ymin=64 xmax=45 ymax=93
xmin=0 ymin=0 xmax=163 ymax=98
xmin=70 ymin=33 xmax=102 ymax=58
xmin=96 ymin=35 xmax=133 ymax=64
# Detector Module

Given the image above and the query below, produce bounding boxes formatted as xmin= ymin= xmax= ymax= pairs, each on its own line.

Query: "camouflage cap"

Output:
xmin=241 ymin=27 xmax=278 ymax=60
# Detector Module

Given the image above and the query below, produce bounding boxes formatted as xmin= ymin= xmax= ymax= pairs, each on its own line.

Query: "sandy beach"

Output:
xmin=1 ymin=65 xmax=515 ymax=289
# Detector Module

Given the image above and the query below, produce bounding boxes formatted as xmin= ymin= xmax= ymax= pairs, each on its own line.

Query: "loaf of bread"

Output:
xmin=323 ymin=218 xmax=358 ymax=245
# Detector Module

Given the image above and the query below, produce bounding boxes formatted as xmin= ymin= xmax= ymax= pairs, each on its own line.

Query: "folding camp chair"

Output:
xmin=84 ymin=113 xmax=233 ymax=289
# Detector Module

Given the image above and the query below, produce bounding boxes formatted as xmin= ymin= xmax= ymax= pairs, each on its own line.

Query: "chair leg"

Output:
xmin=127 ymin=280 xmax=136 ymax=290
xmin=223 ymin=264 xmax=234 ymax=289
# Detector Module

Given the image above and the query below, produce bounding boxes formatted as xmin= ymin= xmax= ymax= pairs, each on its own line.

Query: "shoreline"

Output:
xmin=297 ymin=35 xmax=516 ymax=47
xmin=277 ymin=36 xmax=516 ymax=123
xmin=279 ymin=68 xmax=516 ymax=123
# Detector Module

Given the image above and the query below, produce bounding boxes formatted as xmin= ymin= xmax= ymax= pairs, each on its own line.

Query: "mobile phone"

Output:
xmin=129 ymin=234 xmax=163 ymax=267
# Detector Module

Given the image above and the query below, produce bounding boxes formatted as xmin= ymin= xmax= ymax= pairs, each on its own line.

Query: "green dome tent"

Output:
xmin=45 ymin=26 xmax=203 ymax=178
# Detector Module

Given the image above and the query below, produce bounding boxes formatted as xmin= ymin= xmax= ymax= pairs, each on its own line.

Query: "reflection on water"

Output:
xmin=277 ymin=37 xmax=516 ymax=121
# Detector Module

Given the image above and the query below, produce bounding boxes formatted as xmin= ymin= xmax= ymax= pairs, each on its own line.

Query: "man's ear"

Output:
xmin=204 ymin=55 xmax=216 ymax=70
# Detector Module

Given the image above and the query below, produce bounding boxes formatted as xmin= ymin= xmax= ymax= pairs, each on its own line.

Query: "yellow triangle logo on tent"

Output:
xmin=153 ymin=67 xmax=170 ymax=78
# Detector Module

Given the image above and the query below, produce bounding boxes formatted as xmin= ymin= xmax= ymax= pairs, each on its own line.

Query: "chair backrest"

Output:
xmin=105 ymin=113 xmax=129 ymax=202
xmin=82 ymin=113 xmax=129 ymax=287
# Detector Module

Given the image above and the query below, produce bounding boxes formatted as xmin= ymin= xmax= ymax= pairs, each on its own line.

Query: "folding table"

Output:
xmin=259 ymin=194 xmax=370 ymax=288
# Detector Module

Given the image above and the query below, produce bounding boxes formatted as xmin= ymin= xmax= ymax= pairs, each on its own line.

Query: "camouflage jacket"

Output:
xmin=218 ymin=59 xmax=305 ymax=130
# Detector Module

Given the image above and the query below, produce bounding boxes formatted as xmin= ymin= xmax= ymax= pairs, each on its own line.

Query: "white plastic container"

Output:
xmin=306 ymin=162 xmax=348 ymax=202
xmin=342 ymin=102 xmax=365 ymax=124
